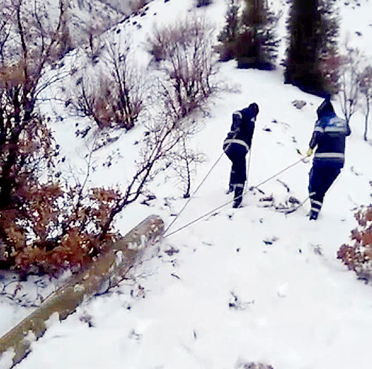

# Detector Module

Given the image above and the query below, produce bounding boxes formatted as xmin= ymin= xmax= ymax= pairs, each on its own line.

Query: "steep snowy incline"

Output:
xmin=1 ymin=0 xmax=372 ymax=368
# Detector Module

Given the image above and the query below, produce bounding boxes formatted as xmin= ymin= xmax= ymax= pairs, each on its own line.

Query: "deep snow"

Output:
xmin=1 ymin=0 xmax=372 ymax=368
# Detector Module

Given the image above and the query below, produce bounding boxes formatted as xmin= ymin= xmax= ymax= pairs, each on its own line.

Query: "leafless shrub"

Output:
xmin=169 ymin=135 xmax=205 ymax=198
xmin=105 ymin=40 xmax=145 ymax=128
xmin=70 ymin=37 xmax=145 ymax=138
xmin=71 ymin=75 xmax=112 ymax=131
xmin=147 ymin=14 xmax=219 ymax=119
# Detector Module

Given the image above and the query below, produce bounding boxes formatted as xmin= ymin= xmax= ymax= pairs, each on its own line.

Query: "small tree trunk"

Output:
xmin=364 ymin=95 xmax=370 ymax=141
xmin=182 ymin=139 xmax=191 ymax=198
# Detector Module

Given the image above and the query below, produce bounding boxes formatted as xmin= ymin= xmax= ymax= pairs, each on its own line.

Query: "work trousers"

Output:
xmin=225 ymin=143 xmax=247 ymax=190
xmin=308 ymin=161 xmax=342 ymax=216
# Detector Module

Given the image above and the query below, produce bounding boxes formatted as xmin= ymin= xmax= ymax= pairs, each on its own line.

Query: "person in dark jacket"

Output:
xmin=306 ymin=96 xmax=351 ymax=220
xmin=223 ymin=102 xmax=259 ymax=208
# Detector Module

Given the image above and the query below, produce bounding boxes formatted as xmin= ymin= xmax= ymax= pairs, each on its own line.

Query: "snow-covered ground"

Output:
xmin=1 ymin=0 xmax=372 ymax=368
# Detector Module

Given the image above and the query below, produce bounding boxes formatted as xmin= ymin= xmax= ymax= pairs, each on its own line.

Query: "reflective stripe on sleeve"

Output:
xmin=223 ymin=139 xmax=249 ymax=151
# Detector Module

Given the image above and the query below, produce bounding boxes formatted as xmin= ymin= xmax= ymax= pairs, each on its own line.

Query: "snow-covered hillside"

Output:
xmin=1 ymin=0 xmax=372 ymax=368
xmin=64 ymin=0 xmax=139 ymax=48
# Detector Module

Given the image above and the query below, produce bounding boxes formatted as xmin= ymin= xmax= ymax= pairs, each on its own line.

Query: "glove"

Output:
xmin=306 ymin=148 xmax=313 ymax=157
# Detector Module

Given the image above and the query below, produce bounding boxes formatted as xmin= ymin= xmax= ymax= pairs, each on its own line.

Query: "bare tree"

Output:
xmin=98 ymin=111 xmax=187 ymax=238
xmin=337 ymin=45 xmax=362 ymax=126
xmin=0 ymin=0 xmax=71 ymax=210
xmin=359 ymin=65 xmax=372 ymax=141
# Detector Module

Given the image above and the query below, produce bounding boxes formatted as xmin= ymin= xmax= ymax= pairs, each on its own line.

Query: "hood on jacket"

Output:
xmin=316 ymin=94 xmax=335 ymax=119
xmin=247 ymin=102 xmax=259 ymax=118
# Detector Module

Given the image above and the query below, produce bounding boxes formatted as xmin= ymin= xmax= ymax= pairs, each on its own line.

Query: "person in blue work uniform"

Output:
xmin=223 ymin=102 xmax=259 ymax=208
xmin=306 ymin=95 xmax=351 ymax=220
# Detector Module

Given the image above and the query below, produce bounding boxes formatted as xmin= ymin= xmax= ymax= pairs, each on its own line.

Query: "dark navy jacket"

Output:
xmin=223 ymin=106 xmax=256 ymax=154
xmin=309 ymin=112 xmax=351 ymax=167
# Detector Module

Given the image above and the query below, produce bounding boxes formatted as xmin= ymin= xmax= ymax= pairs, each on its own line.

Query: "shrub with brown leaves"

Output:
xmin=337 ymin=205 xmax=372 ymax=280
xmin=0 ymin=182 xmax=122 ymax=276
xmin=0 ymin=0 xmax=132 ymax=278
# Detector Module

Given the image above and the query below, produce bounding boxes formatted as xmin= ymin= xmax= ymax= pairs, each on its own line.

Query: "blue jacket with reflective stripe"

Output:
xmin=309 ymin=112 xmax=351 ymax=166
xmin=223 ymin=106 xmax=256 ymax=154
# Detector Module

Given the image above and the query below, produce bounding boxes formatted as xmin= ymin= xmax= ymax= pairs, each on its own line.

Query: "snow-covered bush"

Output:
xmin=337 ymin=205 xmax=372 ymax=280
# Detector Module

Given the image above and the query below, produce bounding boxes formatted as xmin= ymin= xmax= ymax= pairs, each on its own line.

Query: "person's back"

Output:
xmin=312 ymin=114 xmax=350 ymax=166
xmin=310 ymin=98 xmax=350 ymax=168
xmin=230 ymin=104 xmax=257 ymax=149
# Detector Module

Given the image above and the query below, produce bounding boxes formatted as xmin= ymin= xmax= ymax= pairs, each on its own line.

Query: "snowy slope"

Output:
xmin=1 ymin=0 xmax=372 ymax=368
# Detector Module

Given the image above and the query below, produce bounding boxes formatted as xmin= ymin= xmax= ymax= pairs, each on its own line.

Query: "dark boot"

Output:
xmin=309 ymin=210 xmax=319 ymax=221
xmin=233 ymin=187 xmax=244 ymax=208
xmin=226 ymin=171 xmax=234 ymax=194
